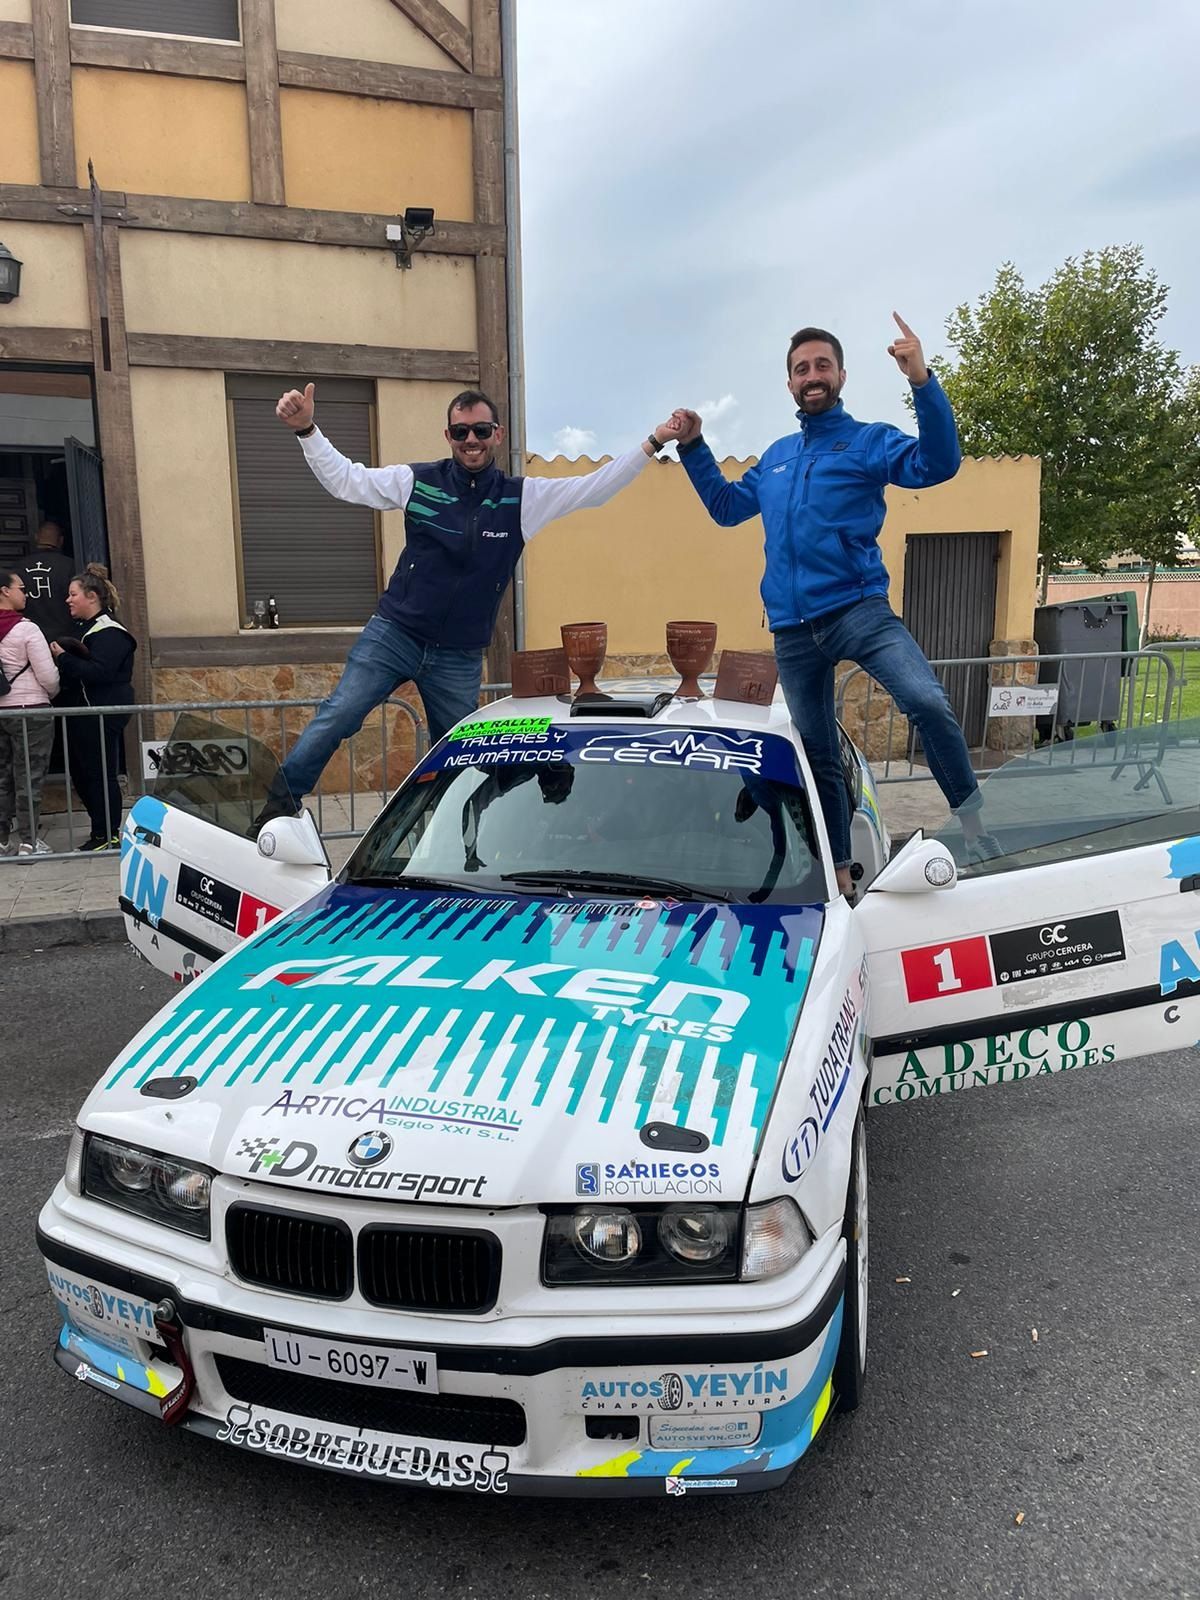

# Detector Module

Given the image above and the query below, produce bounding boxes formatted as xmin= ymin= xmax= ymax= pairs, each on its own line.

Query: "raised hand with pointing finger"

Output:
xmin=277 ymin=382 xmax=316 ymax=432
xmin=886 ymin=313 xmax=929 ymax=386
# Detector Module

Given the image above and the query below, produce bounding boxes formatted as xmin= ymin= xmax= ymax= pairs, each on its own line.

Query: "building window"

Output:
xmin=228 ymin=375 xmax=382 ymax=629
xmin=70 ymin=0 xmax=240 ymax=43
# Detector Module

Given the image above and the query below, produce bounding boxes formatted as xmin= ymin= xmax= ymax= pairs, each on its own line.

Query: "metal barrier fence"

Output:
xmin=835 ymin=646 xmax=1187 ymax=784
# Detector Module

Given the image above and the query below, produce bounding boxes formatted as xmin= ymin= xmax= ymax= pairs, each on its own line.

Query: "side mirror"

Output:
xmin=257 ymin=811 xmax=326 ymax=868
xmin=869 ymin=836 xmax=958 ymax=894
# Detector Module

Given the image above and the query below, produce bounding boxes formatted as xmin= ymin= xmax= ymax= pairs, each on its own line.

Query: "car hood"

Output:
xmin=86 ymin=884 xmax=824 ymax=1207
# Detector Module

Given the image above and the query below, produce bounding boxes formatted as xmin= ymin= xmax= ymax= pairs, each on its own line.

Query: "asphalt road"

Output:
xmin=4 ymin=944 xmax=1198 ymax=1600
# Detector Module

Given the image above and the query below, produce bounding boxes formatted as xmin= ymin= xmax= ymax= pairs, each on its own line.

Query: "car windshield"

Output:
xmin=347 ymin=721 xmax=827 ymax=904
xmin=938 ymin=714 xmax=1200 ymax=876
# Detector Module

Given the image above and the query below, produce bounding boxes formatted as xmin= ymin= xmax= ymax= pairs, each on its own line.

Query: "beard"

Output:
xmin=794 ymin=379 xmax=842 ymax=415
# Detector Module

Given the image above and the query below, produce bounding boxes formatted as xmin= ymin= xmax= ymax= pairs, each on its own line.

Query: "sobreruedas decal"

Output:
xmin=872 ymin=1018 xmax=1114 ymax=1105
xmin=215 ymin=1405 xmax=509 ymax=1490
xmin=579 ymin=1363 xmax=791 ymax=1413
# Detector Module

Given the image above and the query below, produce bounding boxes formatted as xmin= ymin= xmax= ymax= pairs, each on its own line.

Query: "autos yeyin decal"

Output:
xmin=104 ymin=886 xmax=821 ymax=1150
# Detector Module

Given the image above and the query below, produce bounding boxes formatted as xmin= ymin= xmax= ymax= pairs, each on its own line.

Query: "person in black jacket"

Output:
xmin=50 ymin=563 xmax=137 ymax=850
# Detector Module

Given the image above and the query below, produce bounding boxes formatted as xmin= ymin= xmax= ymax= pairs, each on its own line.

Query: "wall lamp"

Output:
xmin=386 ymin=207 xmax=436 ymax=269
xmin=0 ymin=241 xmax=22 ymax=303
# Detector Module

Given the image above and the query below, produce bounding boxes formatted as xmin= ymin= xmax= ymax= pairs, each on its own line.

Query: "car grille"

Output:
xmin=226 ymin=1205 xmax=352 ymax=1300
xmin=359 ymin=1225 xmax=501 ymax=1314
xmin=215 ymin=1355 xmax=526 ymax=1446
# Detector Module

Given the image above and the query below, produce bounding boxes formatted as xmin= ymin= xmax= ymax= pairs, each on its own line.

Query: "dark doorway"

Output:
xmin=902 ymin=531 xmax=1000 ymax=746
xmin=0 ymin=366 xmax=106 ymax=565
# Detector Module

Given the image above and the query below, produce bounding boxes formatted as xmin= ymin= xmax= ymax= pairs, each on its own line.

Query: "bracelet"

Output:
xmin=296 ymin=422 xmax=316 ymax=439
xmin=646 ymin=433 xmax=665 ymax=454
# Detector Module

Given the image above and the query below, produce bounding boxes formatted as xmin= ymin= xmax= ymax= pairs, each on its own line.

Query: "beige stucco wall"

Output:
xmin=375 ymin=378 xmax=464 ymax=578
xmin=0 ymin=220 xmax=89 ymax=327
xmin=0 ymin=61 xmax=39 ymax=185
xmin=275 ymin=0 xmax=467 ymax=73
xmin=73 ymin=68 xmax=251 ymax=202
xmin=119 ymin=232 xmax=476 ymax=349
xmin=280 ymin=90 xmax=473 ymax=220
xmin=521 ymin=454 xmax=1041 ymax=655
xmin=131 ymin=367 xmax=241 ymax=636
xmin=0 ymin=0 xmax=32 ymax=21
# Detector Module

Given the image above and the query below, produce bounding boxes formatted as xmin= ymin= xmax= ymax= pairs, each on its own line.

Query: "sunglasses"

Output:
xmin=448 ymin=422 xmax=497 ymax=442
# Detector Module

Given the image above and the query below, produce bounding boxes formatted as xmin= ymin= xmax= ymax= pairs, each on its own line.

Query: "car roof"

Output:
xmin=477 ymin=676 xmax=798 ymax=739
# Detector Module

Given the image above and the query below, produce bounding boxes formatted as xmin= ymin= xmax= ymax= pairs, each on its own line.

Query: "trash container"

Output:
xmin=1033 ymin=596 xmax=1132 ymax=739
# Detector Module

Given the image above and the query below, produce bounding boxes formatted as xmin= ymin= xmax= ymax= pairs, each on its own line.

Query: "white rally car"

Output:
xmin=37 ymin=681 xmax=1200 ymax=1496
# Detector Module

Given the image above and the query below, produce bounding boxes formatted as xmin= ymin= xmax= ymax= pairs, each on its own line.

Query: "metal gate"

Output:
xmin=65 ymin=436 xmax=109 ymax=570
xmin=902 ymin=531 xmax=999 ymax=745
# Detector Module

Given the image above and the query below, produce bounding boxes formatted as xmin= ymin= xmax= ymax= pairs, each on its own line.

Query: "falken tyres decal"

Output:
xmin=104 ymin=887 xmax=822 ymax=1151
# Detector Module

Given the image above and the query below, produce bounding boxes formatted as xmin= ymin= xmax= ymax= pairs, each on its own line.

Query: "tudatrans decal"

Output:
xmin=579 ymin=1363 xmax=793 ymax=1413
xmin=105 ymin=887 xmax=820 ymax=1153
xmin=871 ymin=1018 xmax=1115 ymax=1106
xmin=781 ymin=955 xmax=868 ymax=1184
xmin=214 ymin=1404 xmax=510 ymax=1490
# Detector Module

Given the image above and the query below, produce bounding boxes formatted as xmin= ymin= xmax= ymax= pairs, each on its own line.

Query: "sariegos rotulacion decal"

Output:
xmin=102 ymin=884 xmax=822 ymax=1175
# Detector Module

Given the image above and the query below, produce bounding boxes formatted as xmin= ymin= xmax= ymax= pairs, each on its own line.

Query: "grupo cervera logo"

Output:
xmin=578 ymin=730 xmax=764 ymax=774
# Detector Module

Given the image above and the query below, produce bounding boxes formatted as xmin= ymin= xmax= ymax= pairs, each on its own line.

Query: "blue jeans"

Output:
xmin=278 ymin=615 xmax=483 ymax=802
xmin=775 ymin=597 xmax=980 ymax=867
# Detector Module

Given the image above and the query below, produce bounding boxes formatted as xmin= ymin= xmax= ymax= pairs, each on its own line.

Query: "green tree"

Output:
xmin=931 ymin=246 xmax=1188 ymax=593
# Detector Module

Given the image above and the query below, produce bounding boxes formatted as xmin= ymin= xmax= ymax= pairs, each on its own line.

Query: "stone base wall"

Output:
xmin=149 ymin=663 xmax=426 ymax=795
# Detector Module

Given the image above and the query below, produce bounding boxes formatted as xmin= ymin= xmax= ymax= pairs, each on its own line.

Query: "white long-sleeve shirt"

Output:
xmin=297 ymin=428 xmax=650 ymax=540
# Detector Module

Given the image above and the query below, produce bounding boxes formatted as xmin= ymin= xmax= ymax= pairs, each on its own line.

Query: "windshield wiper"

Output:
xmin=499 ymin=868 xmax=732 ymax=903
xmin=351 ymin=873 xmax=476 ymax=893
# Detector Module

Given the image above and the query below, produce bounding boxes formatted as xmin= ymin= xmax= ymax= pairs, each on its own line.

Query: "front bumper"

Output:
xmin=39 ymin=1210 xmax=845 ymax=1499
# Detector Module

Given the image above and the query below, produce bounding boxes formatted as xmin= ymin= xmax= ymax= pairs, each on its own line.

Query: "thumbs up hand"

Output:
xmin=277 ymin=382 xmax=316 ymax=431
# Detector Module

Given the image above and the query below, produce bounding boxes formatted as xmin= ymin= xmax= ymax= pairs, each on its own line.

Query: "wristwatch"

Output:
xmin=646 ymin=433 xmax=665 ymax=454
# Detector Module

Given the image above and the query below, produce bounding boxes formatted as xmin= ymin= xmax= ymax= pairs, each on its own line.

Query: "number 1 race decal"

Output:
xmin=901 ymin=936 xmax=994 ymax=1003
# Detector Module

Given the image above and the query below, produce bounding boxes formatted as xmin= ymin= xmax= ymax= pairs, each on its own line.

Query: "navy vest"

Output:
xmin=376 ymin=458 xmax=526 ymax=650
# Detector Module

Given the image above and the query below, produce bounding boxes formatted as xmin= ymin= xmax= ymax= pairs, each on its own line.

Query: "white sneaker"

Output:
xmin=18 ymin=839 xmax=52 ymax=856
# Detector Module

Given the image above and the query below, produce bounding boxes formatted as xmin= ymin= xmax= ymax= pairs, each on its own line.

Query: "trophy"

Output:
xmin=561 ymin=622 xmax=608 ymax=698
xmin=666 ymin=620 xmax=718 ymax=699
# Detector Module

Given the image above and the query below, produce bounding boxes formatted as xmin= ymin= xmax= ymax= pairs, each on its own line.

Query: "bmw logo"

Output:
xmin=347 ymin=1129 xmax=393 ymax=1168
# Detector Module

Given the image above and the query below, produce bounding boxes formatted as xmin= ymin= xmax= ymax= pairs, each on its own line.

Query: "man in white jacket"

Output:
xmin=264 ymin=384 xmax=678 ymax=816
xmin=0 ymin=567 xmax=61 ymax=854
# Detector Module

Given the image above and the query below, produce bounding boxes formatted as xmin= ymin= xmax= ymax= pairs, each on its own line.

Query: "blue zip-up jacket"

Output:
xmin=678 ymin=374 xmax=961 ymax=627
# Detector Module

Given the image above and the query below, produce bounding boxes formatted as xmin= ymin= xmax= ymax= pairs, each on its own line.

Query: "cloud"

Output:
xmin=694 ymin=395 xmax=742 ymax=460
xmin=551 ymin=425 xmax=599 ymax=459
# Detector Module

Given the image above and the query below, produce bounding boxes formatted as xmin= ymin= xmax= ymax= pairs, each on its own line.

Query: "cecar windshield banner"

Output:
xmin=427 ymin=719 xmax=805 ymax=784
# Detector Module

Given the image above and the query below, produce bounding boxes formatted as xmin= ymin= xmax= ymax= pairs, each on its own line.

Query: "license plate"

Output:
xmin=264 ymin=1329 xmax=438 ymax=1393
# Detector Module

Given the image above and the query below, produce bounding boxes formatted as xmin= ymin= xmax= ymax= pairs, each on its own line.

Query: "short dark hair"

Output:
xmin=446 ymin=390 xmax=501 ymax=426
xmin=787 ymin=327 xmax=844 ymax=374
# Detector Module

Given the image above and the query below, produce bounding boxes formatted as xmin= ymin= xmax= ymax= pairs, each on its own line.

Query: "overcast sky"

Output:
xmin=515 ymin=0 xmax=1200 ymax=461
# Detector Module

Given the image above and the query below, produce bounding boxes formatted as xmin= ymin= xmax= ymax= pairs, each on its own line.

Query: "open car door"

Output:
xmin=858 ymin=719 xmax=1200 ymax=1105
xmin=120 ymin=714 xmax=330 ymax=982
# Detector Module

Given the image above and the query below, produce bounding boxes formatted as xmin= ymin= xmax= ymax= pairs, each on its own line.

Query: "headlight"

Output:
xmin=543 ymin=1204 xmax=740 ymax=1286
xmin=64 ymin=1126 xmax=85 ymax=1196
xmin=83 ymin=1135 xmax=212 ymax=1239
xmin=740 ymin=1197 xmax=811 ymax=1281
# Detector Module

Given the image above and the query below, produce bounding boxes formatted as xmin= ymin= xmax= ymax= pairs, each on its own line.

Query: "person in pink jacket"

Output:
xmin=0 ymin=567 xmax=61 ymax=855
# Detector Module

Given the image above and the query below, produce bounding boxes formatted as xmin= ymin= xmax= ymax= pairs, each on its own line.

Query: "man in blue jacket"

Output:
xmin=671 ymin=315 xmax=993 ymax=897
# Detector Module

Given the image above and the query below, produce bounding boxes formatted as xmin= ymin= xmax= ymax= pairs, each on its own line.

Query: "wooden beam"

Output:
xmin=126 ymin=333 xmax=479 ymax=384
xmin=387 ymin=0 xmax=473 ymax=73
xmin=151 ymin=631 xmax=360 ymax=669
xmin=69 ymin=28 xmax=244 ymax=80
xmin=0 ymin=19 xmax=33 ymax=58
xmin=277 ymin=50 xmax=500 ymax=111
xmin=470 ymin=0 xmax=502 ymax=77
xmin=31 ymin=0 xmax=75 ymax=187
xmin=84 ymin=222 xmax=152 ymax=709
xmin=0 ymin=326 xmax=93 ymax=362
xmin=0 ymin=184 xmax=504 ymax=257
xmin=241 ymin=0 xmax=285 ymax=207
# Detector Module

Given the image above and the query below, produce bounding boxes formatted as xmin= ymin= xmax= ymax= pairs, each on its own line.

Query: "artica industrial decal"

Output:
xmin=871 ymin=1018 xmax=1114 ymax=1105
xmin=579 ymin=1364 xmax=792 ymax=1413
xmin=214 ymin=1405 xmax=510 ymax=1490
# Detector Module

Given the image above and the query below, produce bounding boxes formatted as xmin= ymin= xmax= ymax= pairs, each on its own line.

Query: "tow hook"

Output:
xmin=153 ymin=1298 xmax=195 ymax=1426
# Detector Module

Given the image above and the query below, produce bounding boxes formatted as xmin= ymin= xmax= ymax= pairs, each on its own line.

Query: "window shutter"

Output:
xmin=231 ymin=387 xmax=381 ymax=628
xmin=70 ymin=0 xmax=240 ymax=41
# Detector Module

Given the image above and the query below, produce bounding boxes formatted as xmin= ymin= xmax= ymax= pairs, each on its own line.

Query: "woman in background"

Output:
xmin=51 ymin=564 xmax=137 ymax=851
xmin=0 ymin=567 xmax=61 ymax=854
